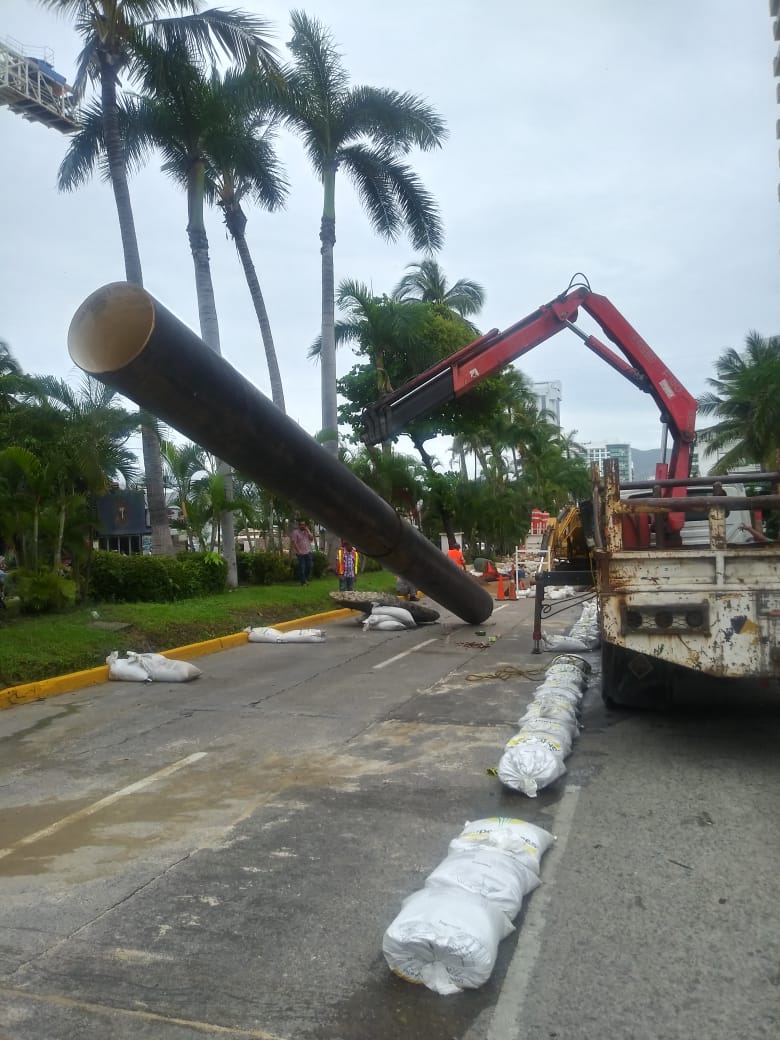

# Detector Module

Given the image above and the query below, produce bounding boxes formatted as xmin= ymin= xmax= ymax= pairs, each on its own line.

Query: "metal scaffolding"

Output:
xmin=0 ymin=36 xmax=78 ymax=133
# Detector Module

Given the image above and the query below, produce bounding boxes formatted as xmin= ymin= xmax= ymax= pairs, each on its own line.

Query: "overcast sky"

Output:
xmin=1 ymin=0 xmax=778 ymax=462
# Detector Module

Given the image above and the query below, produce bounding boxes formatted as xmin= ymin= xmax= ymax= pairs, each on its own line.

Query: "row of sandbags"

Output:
xmin=382 ymin=817 xmax=554 ymax=995
xmin=361 ymin=604 xmax=419 ymax=631
xmin=497 ymin=654 xmax=591 ymax=796
xmin=541 ymin=599 xmax=600 ymax=652
xmin=106 ymin=604 xmax=419 ymax=682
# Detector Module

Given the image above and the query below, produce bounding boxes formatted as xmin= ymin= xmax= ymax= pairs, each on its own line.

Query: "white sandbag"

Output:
xmin=425 ymin=846 xmax=539 ymax=917
xmin=362 ymin=615 xmax=407 ymax=631
xmin=370 ymin=604 xmax=417 ymax=628
xmin=520 ymin=696 xmax=579 ymax=725
xmin=448 ymin=817 xmax=554 ymax=872
xmin=546 ymin=654 xmax=592 ymax=687
xmin=245 ymin=626 xmax=325 ymax=643
xmin=128 ymin=651 xmax=202 ymax=682
xmin=106 ymin=650 xmax=151 ymax=682
xmin=518 ymin=716 xmax=577 ymax=755
xmin=533 ymin=680 xmax=582 ymax=705
xmin=275 ymin=628 xmax=325 ymax=642
xmin=498 ymin=733 xmax=567 ymax=797
xmin=541 ymin=632 xmax=599 ymax=652
xmin=382 ymin=886 xmax=513 ymax=995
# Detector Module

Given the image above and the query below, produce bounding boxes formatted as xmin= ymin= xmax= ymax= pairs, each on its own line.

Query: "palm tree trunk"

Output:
xmin=100 ymin=63 xmax=142 ymax=286
xmin=225 ymin=205 xmax=286 ymax=413
xmin=187 ymin=169 xmax=237 ymax=587
xmin=100 ymin=59 xmax=172 ymax=557
xmin=54 ymin=501 xmax=66 ymax=571
xmin=319 ymin=163 xmax=340 ymax=568
xmin=319 ymin=163 xmax=338 ymax=457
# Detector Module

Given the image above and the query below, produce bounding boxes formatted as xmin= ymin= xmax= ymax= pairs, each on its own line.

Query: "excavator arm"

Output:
xmin=360 ymin=283 xmax=697 ymax=487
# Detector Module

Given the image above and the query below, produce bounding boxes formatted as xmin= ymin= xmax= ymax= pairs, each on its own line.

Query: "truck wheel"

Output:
xmin=601 ymin=642 xmax=670 ymax=710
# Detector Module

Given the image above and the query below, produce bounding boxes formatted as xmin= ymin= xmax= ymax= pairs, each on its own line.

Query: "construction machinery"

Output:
xmin=361 ymin=277 xmax=780 ymax=706
xmin=0 ymin=37 xmax=78 ymax=133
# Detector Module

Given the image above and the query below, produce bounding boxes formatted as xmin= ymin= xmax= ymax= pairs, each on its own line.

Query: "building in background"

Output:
xmin=581 ymin=442 xmax=633 ymax=481
xmin=606 ymin=443 xmax=633 ymax=482
xmin=532 ymin=381 xmax=562 ymax=426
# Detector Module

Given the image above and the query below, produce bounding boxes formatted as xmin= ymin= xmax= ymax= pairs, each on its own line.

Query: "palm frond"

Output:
xmin=342 ymin=144 xmax=443 ymax=251
xmin=147 ymin=8 xmax=280 ymax=73
xmin=288 ymin=10 xmax=348 ymax=105
xmin=308 ymin=320 xmax=360 ymax=359
xmin=340 ymin=86 xmax=447 ymax=153
xmin=57 ymin=101 xmax=105 ymax=190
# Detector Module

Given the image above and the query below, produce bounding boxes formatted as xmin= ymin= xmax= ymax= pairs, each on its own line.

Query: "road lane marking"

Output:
xmin=493 ymin=604 xmax=508 ymax=612
xmin=373 ymin=638 xmax=438 ymax=670
xmin=487 ymin=783 xmax=582 ymax=1040
xmin=0 ymin=752 xmax=207 ymax=860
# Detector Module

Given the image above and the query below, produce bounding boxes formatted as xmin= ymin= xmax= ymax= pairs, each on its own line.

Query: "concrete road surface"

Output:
xmin=0 ymin=595 xmax=778 ymax=1040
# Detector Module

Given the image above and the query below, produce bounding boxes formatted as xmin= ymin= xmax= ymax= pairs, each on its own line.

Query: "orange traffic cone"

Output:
xmin=508 ymin=581 xmax=517 ymax=600
xmin=497 ymin=575 xmax=505 ymax=600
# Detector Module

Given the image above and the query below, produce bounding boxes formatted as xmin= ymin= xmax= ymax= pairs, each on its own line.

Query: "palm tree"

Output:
xmin=6 ymin=374 xmax=138 ymax=568
xmin=311 ymin=280 xmax=431 ymax=399
xmin=393 ymin=258 xmax=485 ymax=319
xmin=344 ymin=446 xmax=425 ymax=523
xmin=698 ymin=331 xmax=780 ymax=472
xmin=279 ymin=10 xmax=447 ymax=459
xmin=0 ymin=341 xmax=33 ymax=413
xmin=113 ymin=47 xmax=283 ymax=584
xmin=160 ymin=439 xmax=207 ymax=550
xmin=211 ymin=72 xmax=289 ymax=411
xmin=48 ymin=0 xmax=279 ymax=558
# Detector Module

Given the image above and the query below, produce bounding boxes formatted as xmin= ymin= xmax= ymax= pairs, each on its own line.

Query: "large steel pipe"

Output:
xmin=68 ymin=283 xmax=493 ymax=625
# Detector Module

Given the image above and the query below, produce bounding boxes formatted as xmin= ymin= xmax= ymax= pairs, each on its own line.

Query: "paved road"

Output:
xmin=0 ymin=596 xmax=778 ymax=1040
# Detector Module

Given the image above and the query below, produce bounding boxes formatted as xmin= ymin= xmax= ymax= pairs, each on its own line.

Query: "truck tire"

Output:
xmin=601 ymin=642 xmax=671 ymax=710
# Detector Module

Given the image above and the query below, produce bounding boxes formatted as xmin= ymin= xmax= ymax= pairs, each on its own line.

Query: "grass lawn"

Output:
xmin=0 ymin=571 xmax=398 ymax=690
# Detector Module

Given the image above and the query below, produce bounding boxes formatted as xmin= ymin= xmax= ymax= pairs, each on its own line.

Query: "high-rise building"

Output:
xmin=606 ymin=443 xmax=633 ymax=482
xmin=582 ymin=442 xmax=633 ymax=481
xmin=532 ymin=381 xmax=562 ymax=426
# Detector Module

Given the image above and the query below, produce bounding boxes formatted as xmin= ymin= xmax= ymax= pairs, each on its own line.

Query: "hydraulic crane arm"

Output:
xmin=360 ymin=283 xmax=697 ymax=485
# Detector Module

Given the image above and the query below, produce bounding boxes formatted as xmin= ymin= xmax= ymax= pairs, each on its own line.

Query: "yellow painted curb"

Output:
xmin=0 ymin=608 xmax=359 ymax=712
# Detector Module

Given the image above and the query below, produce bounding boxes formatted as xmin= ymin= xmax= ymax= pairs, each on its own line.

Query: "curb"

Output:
xmin=0 ymin=608 xmax=357 ymax=712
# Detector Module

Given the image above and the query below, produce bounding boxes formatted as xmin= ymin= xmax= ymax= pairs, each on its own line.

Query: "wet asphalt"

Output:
xmin=0 ymin=593 xmax=778 ymax=1040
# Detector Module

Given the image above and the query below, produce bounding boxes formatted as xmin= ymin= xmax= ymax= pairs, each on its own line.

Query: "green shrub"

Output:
xmin=12 ymin=569 xmax=78 ymax=614
xmin=237 ymin=550 xmax=295 ymax=585
xmin=88 ymin=550 xmax=227 ymax=603
xmin=359 ymin=555 xmax=382 ymax=574
xmin=311 ymin=550 xmax=328 ymax=578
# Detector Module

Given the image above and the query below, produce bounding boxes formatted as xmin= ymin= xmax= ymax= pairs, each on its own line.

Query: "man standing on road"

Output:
xmin=291 ymin=519 xmax=315 ymax=585
xmin=337 ymin=540 xmax=359 ymax=592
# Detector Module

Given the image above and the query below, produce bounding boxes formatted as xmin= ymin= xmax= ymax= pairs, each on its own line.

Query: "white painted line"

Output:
xmin=493 ymin=604 xmax=507 ymax=613
xmin=0 ymin=752 xmax=207 ymax=860
xmin=487 ymin=784 xmax=582 ymax=1040
xmin=373 ymin=638 xmax=438 ymax=670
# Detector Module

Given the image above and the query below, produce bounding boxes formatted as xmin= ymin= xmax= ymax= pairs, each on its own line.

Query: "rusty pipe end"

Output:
xmin=68 ymin=282 xmax=156 ymax=375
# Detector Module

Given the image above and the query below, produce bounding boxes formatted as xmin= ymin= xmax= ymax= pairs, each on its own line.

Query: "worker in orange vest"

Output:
xmin=447 ymin=543 xmax=467 ymax=570
xmin=337 ymin=540 xmax=359 ymax=591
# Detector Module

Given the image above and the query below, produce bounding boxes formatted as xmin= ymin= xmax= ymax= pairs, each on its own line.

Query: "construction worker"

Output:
xmin=336 ymin=540 xmax=360 ymax=591
xmin=447 ymin=543 xmax=467 ymax=569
